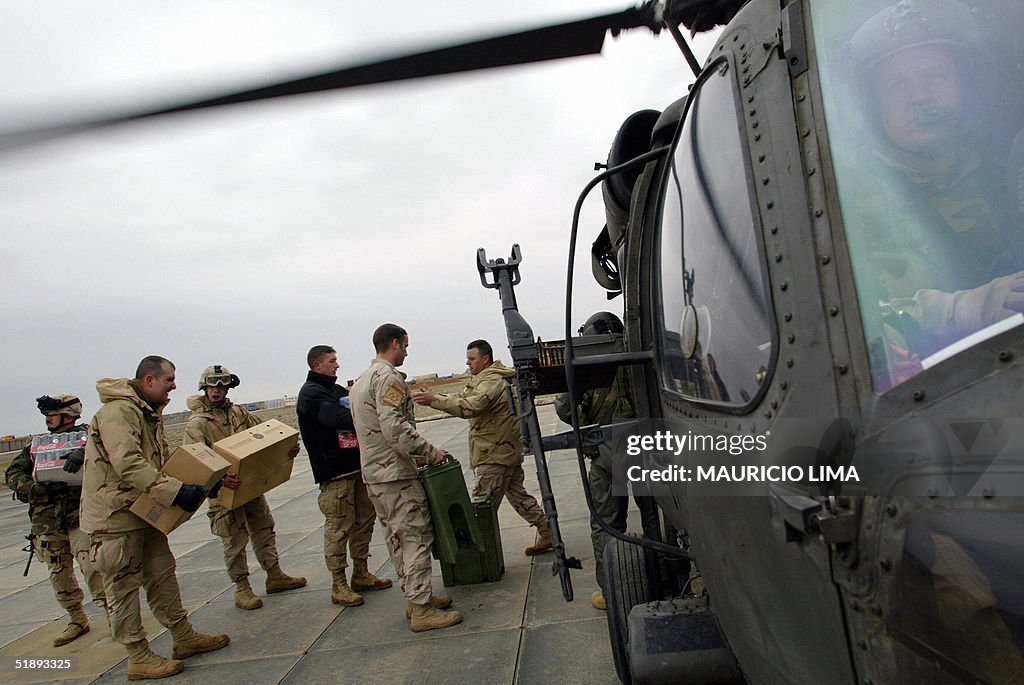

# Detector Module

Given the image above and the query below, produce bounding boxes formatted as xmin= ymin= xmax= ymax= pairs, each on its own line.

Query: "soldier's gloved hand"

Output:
xmin=1006 ymin=272 xmax=1024 ymax=313
xmin=172 ymin=484 xmax=209 ymax=513
xmin=30 ymin=482 xmax=50 ymax=497
xmin=207 ymin=479 xmax=225 ymax=500
xmin=63 ymin=448 xmax=86 ymax=473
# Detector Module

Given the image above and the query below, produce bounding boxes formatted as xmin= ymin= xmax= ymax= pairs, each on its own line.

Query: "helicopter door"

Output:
xmin=633 ymin=35 xmax=857 ymax=683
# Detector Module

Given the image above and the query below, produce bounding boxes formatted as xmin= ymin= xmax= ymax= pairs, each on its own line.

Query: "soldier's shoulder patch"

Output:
xmin=383 ymin=380 xmax=405 ymax=407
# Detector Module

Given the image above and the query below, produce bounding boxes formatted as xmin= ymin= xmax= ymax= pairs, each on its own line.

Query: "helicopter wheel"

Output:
xmin=604 ymin=538 xmax=662 ymax=685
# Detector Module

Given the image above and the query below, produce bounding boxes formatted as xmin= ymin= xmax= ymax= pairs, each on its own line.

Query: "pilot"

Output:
xmin=4 ymin=394 xmax=106 ymax=647
xmin=412 ymin=339 xmax=553 ymax=557
xmin=183 ymin=365 xmax=307 ymax=611
xmin=554 ymin=312 xmax=662 ymax=611
xmin=845 ymin=0 xmax=1024 ymax=381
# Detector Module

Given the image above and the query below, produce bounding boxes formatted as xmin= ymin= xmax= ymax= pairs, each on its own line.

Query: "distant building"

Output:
xmin=412 ymin=373 xmax=439 ymax=383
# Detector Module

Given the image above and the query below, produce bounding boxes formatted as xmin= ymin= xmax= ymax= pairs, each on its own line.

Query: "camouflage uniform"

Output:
xmin=79 ymin=378 xmax=191 ymax=648
xmin=427 ymin=360 xmax=545 ymax=527
xmin=183 ymin=395 xmax=282 ymax=582
xmin=555 ymin=368 xmax=661 ymax=591
xmin=350 ymin=358 xmax=440 ymax=605
xmin=317 ymin=473 xmax=376 ymax=578
xmin=5 ymin=425 xmax=106 ymax=627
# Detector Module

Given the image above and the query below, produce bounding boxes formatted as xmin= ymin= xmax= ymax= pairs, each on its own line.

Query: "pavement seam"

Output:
xmin=274 ymin=603 xmax=353 ymax=684
xmin=510 ymin=550 xmax=534 ymax=684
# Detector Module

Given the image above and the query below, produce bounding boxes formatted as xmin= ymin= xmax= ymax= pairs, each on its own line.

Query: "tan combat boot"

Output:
xmin=591 ymin=590 xmax=607 ymax=611
xmin=350 ymin=558 xmax=393 ymax=592
xmin=265 ymin=566 xmax=307 ymax=594
xmin=234 ymin=578 xmax=263 ymax=610
xmin=404 ymin=595 xmax=454 ymax=619
xmin=126 ymin=640 xmax=184 ymax=681
xmin=170 ymin=620 xmax=230 ymax=660
xmin=330 ymin=573 xmax=365 ymax=607
xmin=409 ymin=602 xmax=464 ymax=633
xmin=53 ymin=605 xmax=90 ymax=647
xmin=524 ymin=521 xmax=554 ymax=556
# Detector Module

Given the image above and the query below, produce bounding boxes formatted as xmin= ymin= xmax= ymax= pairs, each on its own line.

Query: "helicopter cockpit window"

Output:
xmin=656 ymin=58 xmax=773 ymax=408
xmin=810 ymin=0 xmax=1024 ymax=392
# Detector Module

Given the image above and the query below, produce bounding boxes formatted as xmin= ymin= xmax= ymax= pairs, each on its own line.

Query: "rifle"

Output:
xmin=22 ymin=533 xmax=36 ymax=577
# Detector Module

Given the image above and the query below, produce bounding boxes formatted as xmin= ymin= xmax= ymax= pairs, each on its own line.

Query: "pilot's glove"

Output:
xmin=173 ymin=484 xmax=209 ymax=513
xmin=63 ymin=448 xmax=85 ymax=473
xmin=208 ymin=479 xmax=225 ymax=500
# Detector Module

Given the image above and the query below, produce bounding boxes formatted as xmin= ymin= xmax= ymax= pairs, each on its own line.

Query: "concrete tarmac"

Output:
xmin=0 ymin=404 xmax=637 ymax=684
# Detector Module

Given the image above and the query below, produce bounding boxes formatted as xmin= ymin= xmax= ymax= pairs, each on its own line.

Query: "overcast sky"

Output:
xmin=0 ymin=1 xmax=720 ymax=436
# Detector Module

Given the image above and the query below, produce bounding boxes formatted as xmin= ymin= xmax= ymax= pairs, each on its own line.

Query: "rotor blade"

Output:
xmin=2 ymin=5 xmax=658 ymax=150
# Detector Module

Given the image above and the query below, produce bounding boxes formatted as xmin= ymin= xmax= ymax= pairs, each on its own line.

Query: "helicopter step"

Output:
xmin=627 ymin=597 xmax=744 ymax=685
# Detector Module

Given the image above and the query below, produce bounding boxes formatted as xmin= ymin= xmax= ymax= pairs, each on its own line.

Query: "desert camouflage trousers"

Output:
xmin=318 ymin=473 xmax=375 ymax=575
xmin=473 ymin=463 xmax=545 ymax=528
xmin=207 ymin=495 xmax=279 ymax=582
xmin=39 ymin=528 xmax=106 ymax=614
xmin=365 ymin=478 xmax=433 ymax=605
xmin=88 ymin=527 xmax=187 ymax=647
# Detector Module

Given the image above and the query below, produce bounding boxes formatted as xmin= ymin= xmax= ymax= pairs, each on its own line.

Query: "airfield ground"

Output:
xmin=0 ymin=404 xmax=636 ymax=684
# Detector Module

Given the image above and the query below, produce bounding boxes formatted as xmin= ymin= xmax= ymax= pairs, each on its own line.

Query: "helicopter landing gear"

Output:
xmin=605 ymin=538 xmax=744 ymax=685
xmin=604 ymin=538 xmax=662 ymax=684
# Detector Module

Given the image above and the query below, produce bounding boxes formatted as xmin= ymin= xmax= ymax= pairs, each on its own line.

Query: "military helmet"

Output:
xmin=848 ymin=0 xmax=978 ymax=73
xmin=36 ymin=394 xmax=82 ymax=418
xmin=579 ymin=311 xmax=625 ymax=336
xmin=198 ymin=365 xmax=240 ymax=390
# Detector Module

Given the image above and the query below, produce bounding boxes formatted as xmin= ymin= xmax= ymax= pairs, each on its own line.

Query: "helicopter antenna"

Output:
xmin=666 ymin=21 xmax=704 ymax=76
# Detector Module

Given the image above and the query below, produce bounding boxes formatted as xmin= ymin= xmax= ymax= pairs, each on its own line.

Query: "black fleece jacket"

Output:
xmin=296 ymin=370 xmax=361 ymax=483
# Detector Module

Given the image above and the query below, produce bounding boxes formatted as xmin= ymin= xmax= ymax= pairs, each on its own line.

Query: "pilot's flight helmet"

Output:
xmin=848 ymin=0 xmax=978 ymax=74
xmin=579 ymin=312 xmax=625 ymax=336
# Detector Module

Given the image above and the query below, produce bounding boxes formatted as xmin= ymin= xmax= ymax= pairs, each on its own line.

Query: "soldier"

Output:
xmin=350 ymin=324 xmax=462 ymax=632
xmin=554 ymin=313 xmax=662 ymax=611
xmin=80 ymin=356 xmax=229 ymax=680
xmin=183 ymin=365 xmax=307 ymax=610
xmin=296 ymin=345 xmax=392 ymax=608
xmin=842 ymin=0 xmax=1024 ymax=385
xmin=412 ymin=339 xmax=553 ymax=556
xmin=5 ymin=394 xmax=107 ymax=647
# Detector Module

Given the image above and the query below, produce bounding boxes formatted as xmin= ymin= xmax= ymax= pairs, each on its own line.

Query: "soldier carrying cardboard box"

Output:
xmin=4 ymin=393 xmax=107 ymax=647
xmin=184 ymin=365 xmax=307 ymax=610
xmin=80 ymin=356 xmax=230 ymax=681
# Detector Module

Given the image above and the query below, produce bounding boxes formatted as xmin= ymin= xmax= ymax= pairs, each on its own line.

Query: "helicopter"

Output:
xmin=5 ymin=1 xmax=1024 ymax=684
xmin=481 ymin=0 xmax=1024 ymax=683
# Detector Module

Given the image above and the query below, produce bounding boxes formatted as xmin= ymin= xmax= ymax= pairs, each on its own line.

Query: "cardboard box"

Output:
xmin=212 ymin=419 xmax=299 ymax=509
xmin=31 ymin=430 xmax=87 ymax=485
xmin=130 ymin=443 xmax=231 ymax=534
